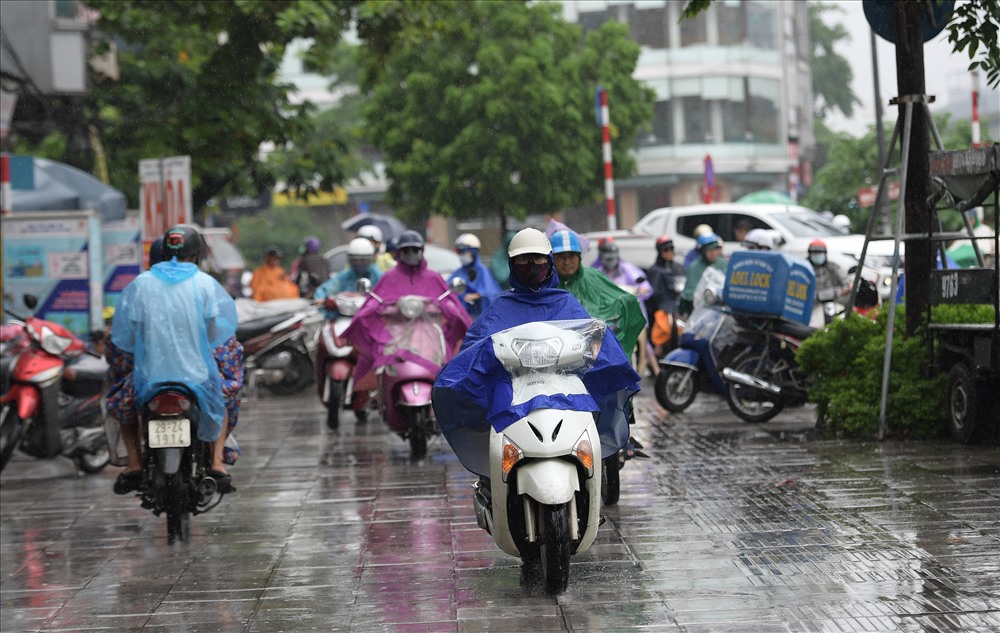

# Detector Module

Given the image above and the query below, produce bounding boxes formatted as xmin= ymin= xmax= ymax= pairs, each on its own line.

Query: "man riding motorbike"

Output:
xmin=645 ymin=235 xmax=686 ymax=357
xmin=314 ymin=238 xmax=383 ymax=317
xmin=433 ymin=228 xmax=641 ymax=492
xmin=448 ymin=233 xmax=502 ymax=318
xmin=107 ymin=224 xmax=241 ymax=494
xmin=290 ymin=236 xmax=331 ymax=299
xmin=679 ymin=233 xmax=728 ymax=319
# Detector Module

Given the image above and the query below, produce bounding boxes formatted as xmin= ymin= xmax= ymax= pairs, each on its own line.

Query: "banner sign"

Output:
xmin=101 ymin=213 xmax=141 ymax=313
xmin=139 ymin=155 xmax=191 ymax=265
xmin=1 ymin=211 xmax=103 ymax=334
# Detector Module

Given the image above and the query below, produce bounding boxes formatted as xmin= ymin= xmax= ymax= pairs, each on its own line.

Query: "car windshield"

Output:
xmin=768 ymin=212 xmax=844 ymax=237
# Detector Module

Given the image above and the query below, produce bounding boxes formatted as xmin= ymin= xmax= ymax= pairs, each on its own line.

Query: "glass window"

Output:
xmin=676 ymin=213 xmax=724 ymax=239
xmin=578 ymin=9 xmax=615 ymax=33
xmin=679 ymin=10 xmax=707 ymax=46
xmin=631 ymin=7 xmax=668 ymax=49
xmin=722 ymin=100 xmax=749 ymax=143
xmin=681 ymin=96 xmax=709 ymax=144
xmin=652 ymin=100 xmax=674 ymax=145
xmin=748 ymin=78 xmax=780 ymax=143
xmin=717 ymin=2 xmax=745 ymax=46
xmin=747 ymin=2 xmax=777 ymax=49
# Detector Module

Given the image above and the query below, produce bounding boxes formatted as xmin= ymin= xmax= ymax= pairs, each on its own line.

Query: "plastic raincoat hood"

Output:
xmin=559 ymin=264 xmax=646 ymax=357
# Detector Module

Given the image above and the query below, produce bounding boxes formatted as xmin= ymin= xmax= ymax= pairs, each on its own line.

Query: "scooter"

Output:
xmin=133 ymin=385 xmax=231 ymax=544
xmin=1 ymin=307 xmax=110 ymax=474
xmin=316 ymin=291 xmax=369 ymax=430
xmin=471 ymin=319 xmax=606 ymax=594
xmin=236 ymin=299 xmax=322 ymax=396
xmin=363 ymin=280 xmax=460 ymax=458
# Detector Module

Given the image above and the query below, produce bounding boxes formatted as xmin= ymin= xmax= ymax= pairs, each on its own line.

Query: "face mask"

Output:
xmin=459 ymin=252 xmax=475 ymax=266
xmin=400 ymin=249 xmax=423 ymax=267
xmin=512 ymin=261 xmax=552 ymax=288
xmin=809 ymin=254 xmax=827 ymax=266
xmin=601 ymin=254 xmax=619 ymax=270
xmin=350 ymin=258 xmax=371 ymax=277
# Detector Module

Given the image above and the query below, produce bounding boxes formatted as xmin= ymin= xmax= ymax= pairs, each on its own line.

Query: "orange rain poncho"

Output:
xmin=249 ymin=264 xmax=300 ymax=302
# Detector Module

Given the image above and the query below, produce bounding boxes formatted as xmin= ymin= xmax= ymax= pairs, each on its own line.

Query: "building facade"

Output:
xmin=561 ymin=0 xmax=816 ymax=228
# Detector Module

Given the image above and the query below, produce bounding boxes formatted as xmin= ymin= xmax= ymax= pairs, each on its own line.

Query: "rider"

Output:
xmin=107 ymin=225 xmax=242 ymax=494
xmin=249 ymin=246 xmax=300 ymax=301
xmin=808 ymin=239 xmax=849 ymax=300
xmin=290 ymin=235 xmax=330 ymax=299
xmin=356 ymin=225 xmax=397 ymax=273
xmin=679 ymin=233 xmax=728 ymax=318
xmin=342 ymin=230 xmax=472 ymax=390
xmin=593 ymin=238 xmax=655 ymax=375
xmin=434 ymin=228 xmax=641 ymax=481
xmin=448 ymin=233 xmax=502 ymax=318
xmin=645 ymin=235 xmax=686 ymax=356
xmin=314 ymin=238 xmax=383 ymax=318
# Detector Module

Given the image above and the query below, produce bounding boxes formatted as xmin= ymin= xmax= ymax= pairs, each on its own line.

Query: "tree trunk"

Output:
xmin=894 ymin=0 xmax=930 ymax=337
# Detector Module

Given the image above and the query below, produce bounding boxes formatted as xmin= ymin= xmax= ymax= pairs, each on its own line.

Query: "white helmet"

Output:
xmin=693 ymin=224 xmax=714 ymax=238
xmin=357 ymin=225 xmax=383 ymax=243
xmin=347 ymin=237 xmax=375 ymax=257
xmin=455 ymin=233 xmax=481 ymax=250
xmin=508 ymin=228 xmax=552 ymax=258
xmin=743 ymin=228 xmax=774 ymax=250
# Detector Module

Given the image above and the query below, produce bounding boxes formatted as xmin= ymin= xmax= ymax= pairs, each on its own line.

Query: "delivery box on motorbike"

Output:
xmin=723 ymin=251 xmax=816 ymax=325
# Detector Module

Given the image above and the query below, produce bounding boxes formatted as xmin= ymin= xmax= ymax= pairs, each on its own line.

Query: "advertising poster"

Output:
xmin=1 ymin=211 xmax=103 ymax=335
xmin=101 ymin=213 xmax=141 ymax=314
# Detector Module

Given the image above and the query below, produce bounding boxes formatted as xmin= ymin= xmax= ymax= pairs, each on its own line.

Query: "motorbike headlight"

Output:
xmin=500 ymin=436 xmax=523 ymax=482
xmin=338 ymin=296 xmax=364 ymax=317
xmin=573 ymin=431 xmax=594 ymax=477
xmin=510 ymin=337 xmax=563 ymax=369
xmin=38 ymin=324 xmax=77 ymax=357
xmin=398 ymin=296 xmax=425 ymax=319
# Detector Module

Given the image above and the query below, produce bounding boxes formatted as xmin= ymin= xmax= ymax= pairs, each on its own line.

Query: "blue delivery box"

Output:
xmin=722 ymin=251 xmax=816 ymax=325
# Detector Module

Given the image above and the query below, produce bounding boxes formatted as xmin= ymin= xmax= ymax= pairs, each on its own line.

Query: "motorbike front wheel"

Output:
xmin=407 ymin=407 xmax=429 ymax=459
xmin=654 ymin=365 xmax=698 ymax=412
xmin=0 ymin=407 xmax=27 ymax=471
xmin=601 ymin=452 xmax=622 ymax=506
xmin=539 ymin=503 xmax=571 ymax=594
xmin=164 ymin=473 xmax=191 ymax=544
xmin=724 ymin=354 xmax=785 ymax=423
xmin=325 ymin=379 xmax=345 ymax=431
xmin=75 ymin=445 xmax=111 ymax=474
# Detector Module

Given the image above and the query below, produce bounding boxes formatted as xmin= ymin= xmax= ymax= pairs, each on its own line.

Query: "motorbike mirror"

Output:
xmin=23 ymin=294 xmax=38 ymax=311
xmin=356 ymin=278 xmax=372 ymax=294
xmin=449 ymin=277 xmax=467 ymax=295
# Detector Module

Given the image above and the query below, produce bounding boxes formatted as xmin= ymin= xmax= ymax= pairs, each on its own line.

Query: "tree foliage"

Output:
xmin=947 ymin=0 xmax=1000 ymax=87
xmin=84 ymin=0 xmax=359 ymax=212
xmin=360 ymin=1 xmax=654 ymax=224
xmin=809 ymin=3 xmax=860 ymax=119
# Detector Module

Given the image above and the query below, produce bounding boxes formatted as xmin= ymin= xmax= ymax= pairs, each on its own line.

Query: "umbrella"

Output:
xmin=736 ymin=190 xmax=795 ymax=205
xmin=10 ymin=156 xmax=127 ymax=221
xmin=341 ymin=213 xmax=408 ymax=243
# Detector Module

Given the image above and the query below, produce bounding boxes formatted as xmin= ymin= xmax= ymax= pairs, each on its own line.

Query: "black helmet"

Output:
xmin=396 ymin=230 xmax=425 ymax=250
xmin=163 ymin=224 xmax=204 ymax=262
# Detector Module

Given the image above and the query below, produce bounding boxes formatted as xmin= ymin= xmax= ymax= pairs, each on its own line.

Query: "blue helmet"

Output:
xmin=550 ymin=230 xmax=582 ymax=254
xmin=696 ymin=233 xmax=722 ymax=250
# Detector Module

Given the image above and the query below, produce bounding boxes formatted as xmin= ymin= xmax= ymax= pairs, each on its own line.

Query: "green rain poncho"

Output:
xmin=559 ymin=265 xmax=646 ymax=357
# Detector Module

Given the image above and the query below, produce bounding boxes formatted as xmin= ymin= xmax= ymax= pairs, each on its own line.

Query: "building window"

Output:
xmin=747 ymin=2 xmax=778 ymax=49
xmin=578 ymin=8 xmax=615 ymax=33
xmin=679 ymin=10 xmax=707 ymax=47
xmin=652 ymin=100 xmax=674 ymax=145
xmin=631 ymin=6 xmax=668 ymax=49
xmin=748 ymin=78 xmax=780 ymax=143
xmin=54 ymin=0 xmax=77 ymax=19
xmin=681 ymin=96 xmax=710 ymax=143
xmin=722 ymin=99 xmax=750 ymax=143
xmin=717 ymin=1 xmax=745 ymax=46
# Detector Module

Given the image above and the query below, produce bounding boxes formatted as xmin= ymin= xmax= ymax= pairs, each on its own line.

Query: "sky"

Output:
xmin=820 ymin=0 xmax=987 ymax=138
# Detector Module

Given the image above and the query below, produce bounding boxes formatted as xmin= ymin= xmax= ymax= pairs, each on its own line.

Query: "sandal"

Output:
xmin=207 ymin=469 xmax=235 ymax=494
xmin=113 ymin=470 xmax=143 ymax=495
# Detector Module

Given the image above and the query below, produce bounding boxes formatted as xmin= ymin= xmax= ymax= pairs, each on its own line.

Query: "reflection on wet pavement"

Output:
xmin=2 ymin=380 xmax=998 ymax=631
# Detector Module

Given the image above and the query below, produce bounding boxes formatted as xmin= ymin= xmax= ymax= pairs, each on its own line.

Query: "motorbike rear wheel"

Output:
xmin=264 ymin=347 xmax=314 ymax=396
xmin=326 ymin=380 xmax=345 ymax=431
xmin=724 ymin=354 xmax=785 ymax=423
xmin=75 ymin=445 xmax=111 ymax=474
xmin=539 ymin=503 xmax=571 ymax=594
xmin=407 ymin=407 xmax=429 ymax=459
xmin=601 ymin=452 xmax=622 ymax=506
xmin=165 ymin=473 xmax=191 ymax=544
xmin=0 ymin=407 xmax=27 ymax=471
xmin=654 ymin=365 xmax=698 ymax=412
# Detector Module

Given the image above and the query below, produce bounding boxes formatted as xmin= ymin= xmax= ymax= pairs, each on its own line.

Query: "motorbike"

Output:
xmin=1 ymin=308 xmax=111 ymax=474
xmin=133 ymin=384 xmax=231 ymax=544
xmin=720 ymin=314 xmax=814 ymax=423
xmin=470 ymin=319 xmax=607 ymax=594
xmin=316 ymin=290 xmax=369 ymax=430
xmin=362 ymin=279 xmax=461 ymax=458
xmin=235 ymin=298 xmax=322 ymax=396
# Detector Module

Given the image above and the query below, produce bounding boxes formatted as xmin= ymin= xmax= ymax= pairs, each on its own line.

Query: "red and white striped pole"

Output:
xmin=599 ymin=87 xmax=616 ymax=231
xmin=971 ymin=73 xmax=981 ymax=148
xmin=1 ymin=154 xmax=12 ymax=216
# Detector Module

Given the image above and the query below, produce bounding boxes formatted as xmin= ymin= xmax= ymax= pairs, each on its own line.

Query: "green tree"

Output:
xmin=810 ymin=3 xmax=861 ymax=119
xmin=84 ymin=0 xmax=359 ymax=213
xmin=360 ymin=1 xmax=654 ymax=226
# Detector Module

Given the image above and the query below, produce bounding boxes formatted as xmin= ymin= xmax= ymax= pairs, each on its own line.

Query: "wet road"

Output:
xmin=2 ymin=378 xmax=999 ymax=632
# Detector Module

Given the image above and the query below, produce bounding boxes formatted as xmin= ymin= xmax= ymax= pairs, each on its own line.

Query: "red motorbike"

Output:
xmin=1 ymin=308 xmax=110 ymax=473
xmin=316 ymin=291 xmax=371 ymax=430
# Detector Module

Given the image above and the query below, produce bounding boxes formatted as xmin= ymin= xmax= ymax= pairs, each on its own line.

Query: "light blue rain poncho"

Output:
xmin=111 ymin=259 xmax=238 ymax=441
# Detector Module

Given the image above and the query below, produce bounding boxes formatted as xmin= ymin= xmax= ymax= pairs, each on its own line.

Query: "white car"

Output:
xmin=583 ymin=203 xmax=899 ymax=300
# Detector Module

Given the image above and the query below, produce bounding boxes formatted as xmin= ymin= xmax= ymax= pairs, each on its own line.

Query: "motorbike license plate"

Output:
xmin=148 ymin=418 xmax=191 ymax=448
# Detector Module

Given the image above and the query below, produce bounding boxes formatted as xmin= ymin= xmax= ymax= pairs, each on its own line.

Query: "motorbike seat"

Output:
xmin=774 ymin=319 xmax=816 ymax=341
xmin=236 ymin=315 xmax=290 ymax=341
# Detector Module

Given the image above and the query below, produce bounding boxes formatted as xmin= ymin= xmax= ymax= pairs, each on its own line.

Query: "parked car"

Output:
xmin=583 ymin=203 xmax=899 ymax=299
xmin=199 ymin=227 xmax=247 ymax=298
xmin=323 ymin=243 xmax=462 ymax=280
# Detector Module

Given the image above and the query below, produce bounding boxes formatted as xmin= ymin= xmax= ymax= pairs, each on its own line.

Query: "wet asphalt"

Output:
xmin=1 ymin=377 xmax=999 ymax=633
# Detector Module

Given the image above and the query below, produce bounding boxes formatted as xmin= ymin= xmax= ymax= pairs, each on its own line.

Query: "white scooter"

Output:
xmin=472 ymin=319 xmax=605 ymax=594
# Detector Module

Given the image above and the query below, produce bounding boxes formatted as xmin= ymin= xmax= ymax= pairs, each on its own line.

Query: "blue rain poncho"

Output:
xmin=433 ymin=256 xmax=641 ymax=476
xmin=448 ymin=249 xmax=502 ymax=318
xmin=111 ymin=260 xmax=238 ymax=441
